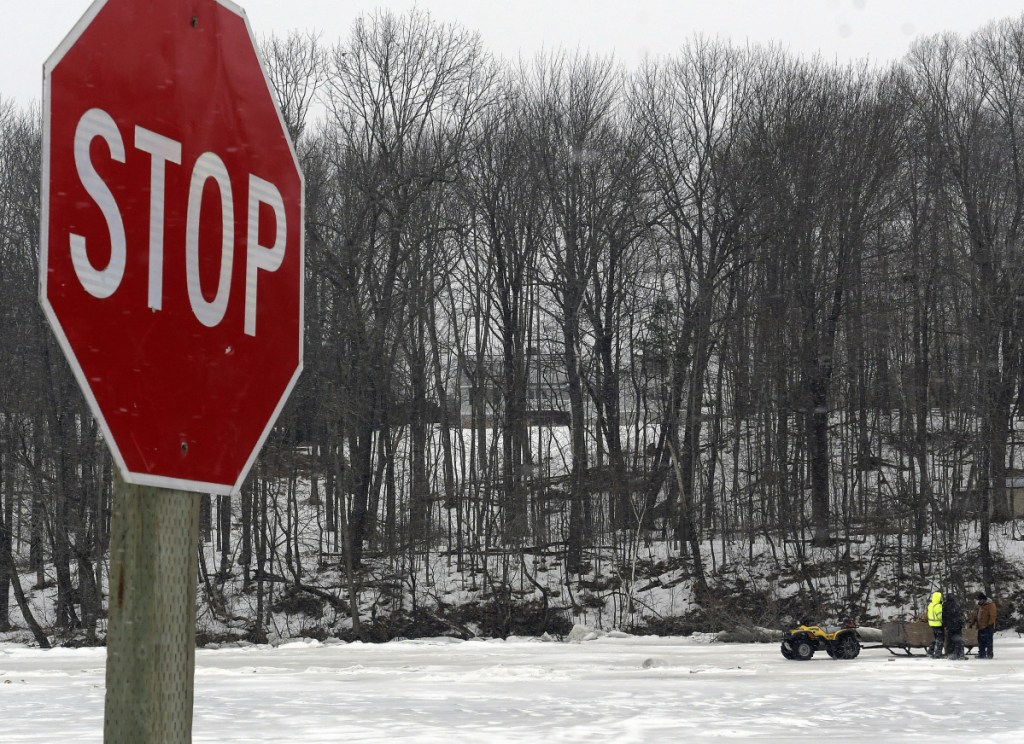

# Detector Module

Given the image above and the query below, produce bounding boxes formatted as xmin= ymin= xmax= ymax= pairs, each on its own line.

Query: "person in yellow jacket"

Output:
xmin=927 ymin=591 xmax=944 ymax=657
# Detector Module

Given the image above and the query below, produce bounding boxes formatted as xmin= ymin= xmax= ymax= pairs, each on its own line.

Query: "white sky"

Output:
xmin=3 ymin=0 xmax=1024 ymax=107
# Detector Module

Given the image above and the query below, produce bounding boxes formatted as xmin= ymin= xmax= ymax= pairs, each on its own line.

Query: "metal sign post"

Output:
xmin=104 ymin=475 xmax=200 ymax=743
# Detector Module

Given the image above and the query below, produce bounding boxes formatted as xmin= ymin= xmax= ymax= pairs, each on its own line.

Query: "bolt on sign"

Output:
xmin=41 ymin=0 xmax=304 ymax=495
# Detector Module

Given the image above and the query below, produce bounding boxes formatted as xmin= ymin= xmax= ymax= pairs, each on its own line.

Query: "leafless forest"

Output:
xmin=4 ymin=10 xmax=1024 ymax=644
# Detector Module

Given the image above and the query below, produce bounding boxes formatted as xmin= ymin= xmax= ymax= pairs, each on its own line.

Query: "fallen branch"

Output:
xmin=255 ymin=571 xmax=349 ymax=612
xmin=0 ymin=543 xmax=51 ymax=648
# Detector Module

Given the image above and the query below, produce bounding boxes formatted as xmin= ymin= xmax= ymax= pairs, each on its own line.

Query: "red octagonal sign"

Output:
xmin=41 ymin=0 xmax=303 ymax=495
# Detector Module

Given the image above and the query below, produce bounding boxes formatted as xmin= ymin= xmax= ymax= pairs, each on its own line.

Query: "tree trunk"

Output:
xmin=563 ymin=318 xmax=589 ymax=575
xmin=218 ymin=494 xmax=231 ymax=575
xmin=0 ymin=539 xmax=50 ymax=648
xmin=239 ymin=484 xmax=252 ymax=589
xmin=0 ymin=449 xmax=11 ymax=629
xmin=806 ymin=377 xmax=832 ymax=547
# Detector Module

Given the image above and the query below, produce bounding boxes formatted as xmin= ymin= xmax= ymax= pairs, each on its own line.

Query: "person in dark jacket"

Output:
xmin=970 ymin=592 xmax=997 ymax=659
xmin=943 ymin=594 xmax=965 ymax=660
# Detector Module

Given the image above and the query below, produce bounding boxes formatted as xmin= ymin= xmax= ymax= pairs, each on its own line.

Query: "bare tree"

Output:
xmin=261 ymin=31 xmax=329 ymax=143
xmin=317 ymin=7 xmax=495 ymax=568
xmin=908 ymin=21 xmax=1024 ymax=584
xmin=523 ymin=51 xmax=623 ymax=572
xmin=631 ymin=40 xmax=756 ymax=584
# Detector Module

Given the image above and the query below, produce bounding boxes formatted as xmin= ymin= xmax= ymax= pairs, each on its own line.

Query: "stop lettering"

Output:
xmin=71 ymin=106 xmax=286 ymax=336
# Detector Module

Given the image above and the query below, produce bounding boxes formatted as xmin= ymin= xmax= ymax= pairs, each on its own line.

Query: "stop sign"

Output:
xmin=40 ymin=0 xmax=303 ymax=494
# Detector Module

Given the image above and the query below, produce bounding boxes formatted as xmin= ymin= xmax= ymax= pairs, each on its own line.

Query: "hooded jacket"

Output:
xmin=927 ymin=592 xmax=943 ymax=627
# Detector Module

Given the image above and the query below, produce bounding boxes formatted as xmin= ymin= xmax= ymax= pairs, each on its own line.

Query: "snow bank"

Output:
xmin=715 ymin=626 xmax=784 ymax=643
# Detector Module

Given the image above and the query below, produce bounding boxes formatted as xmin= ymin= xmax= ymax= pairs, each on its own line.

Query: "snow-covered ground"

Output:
xmin=2 ymin=633 xmax=1022 ymax=742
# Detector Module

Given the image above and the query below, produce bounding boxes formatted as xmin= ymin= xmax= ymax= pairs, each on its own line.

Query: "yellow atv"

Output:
xmin=780 ymin=619 xmax=861 ymax=660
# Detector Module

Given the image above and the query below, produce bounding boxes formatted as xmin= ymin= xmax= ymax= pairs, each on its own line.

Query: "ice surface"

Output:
xmin=2 ymin=634 xmax=1022 ymax=742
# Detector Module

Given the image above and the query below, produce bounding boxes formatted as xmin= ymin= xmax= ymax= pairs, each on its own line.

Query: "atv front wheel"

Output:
xmin=792 ymin=639 xmax=814 ymax=660
xmin=780 ymin=640 xmax=795 ymax=659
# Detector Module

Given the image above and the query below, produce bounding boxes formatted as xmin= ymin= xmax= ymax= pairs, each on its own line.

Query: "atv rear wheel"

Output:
xmin=834 ymin=633 xmax=860 ymax=660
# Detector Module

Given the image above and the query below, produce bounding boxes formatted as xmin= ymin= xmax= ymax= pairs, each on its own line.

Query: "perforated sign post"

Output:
xmin=40 ymin=0 xmax=303 ymax=741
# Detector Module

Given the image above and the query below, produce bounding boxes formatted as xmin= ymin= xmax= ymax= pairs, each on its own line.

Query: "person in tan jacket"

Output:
xmin=970 ymin=592 xmax=997 ymax=659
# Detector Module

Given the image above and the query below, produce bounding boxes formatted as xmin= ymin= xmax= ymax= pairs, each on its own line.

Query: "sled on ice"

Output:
xmin=868 ymin=621 xmax=977 ymax=657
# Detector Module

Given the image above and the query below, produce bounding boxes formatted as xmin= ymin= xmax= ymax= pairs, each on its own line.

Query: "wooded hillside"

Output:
xmin=4 ymin=10 xmax=1024 ymax=643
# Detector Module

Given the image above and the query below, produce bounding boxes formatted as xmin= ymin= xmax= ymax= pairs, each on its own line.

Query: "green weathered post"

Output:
xmin=41 ymin=2 xmax=305 ymax=741
xmin=104 ymin=473 xmax=200 ymax=744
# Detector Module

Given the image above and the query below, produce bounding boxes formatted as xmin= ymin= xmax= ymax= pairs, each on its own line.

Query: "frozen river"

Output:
xmin=2 ymin=633 xmax=1021 ymax=742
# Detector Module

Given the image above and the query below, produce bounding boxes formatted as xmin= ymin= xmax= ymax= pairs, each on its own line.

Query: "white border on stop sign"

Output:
xmin=39 ymin=0 xmax=305 ymax=496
